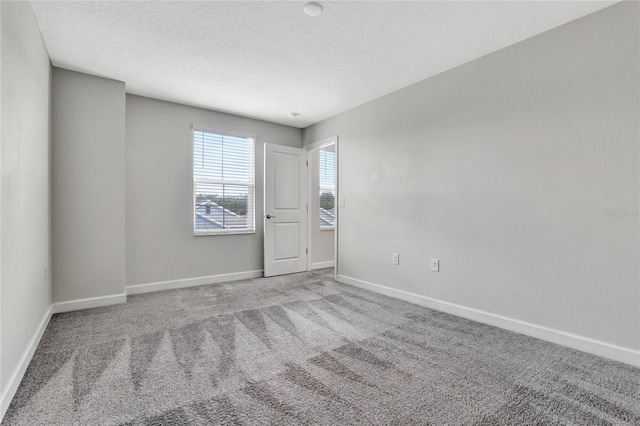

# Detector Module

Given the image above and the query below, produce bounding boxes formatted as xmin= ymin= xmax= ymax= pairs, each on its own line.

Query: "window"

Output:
xmin=193 ymin=128 xmax=255 ymax=235
xmin=319 ymin=146 xmax=336 ymax=229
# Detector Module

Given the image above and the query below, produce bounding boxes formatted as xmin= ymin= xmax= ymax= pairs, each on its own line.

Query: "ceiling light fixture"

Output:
xmin=289 ymin=112 xmax=300 ymax=118
xmin=303 ymin=2 xmax=323 ymax=17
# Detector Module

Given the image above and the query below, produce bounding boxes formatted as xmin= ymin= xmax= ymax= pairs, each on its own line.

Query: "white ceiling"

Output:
xmin=31 ymin=1 xmax=617 ymax=128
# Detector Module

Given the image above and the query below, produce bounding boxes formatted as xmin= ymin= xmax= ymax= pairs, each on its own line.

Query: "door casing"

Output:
xmin=305 ymin=137 xmax=338 ymax=277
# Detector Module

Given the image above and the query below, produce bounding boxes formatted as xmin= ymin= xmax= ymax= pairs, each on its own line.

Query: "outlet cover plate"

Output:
xmin=431 ymin=258 xmax=439 ymax=272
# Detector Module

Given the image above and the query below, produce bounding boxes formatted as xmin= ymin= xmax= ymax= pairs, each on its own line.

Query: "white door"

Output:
xmin=264 ymin=143 xmax=308 ymax=277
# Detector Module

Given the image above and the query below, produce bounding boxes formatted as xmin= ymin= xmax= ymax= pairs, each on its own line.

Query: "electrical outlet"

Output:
xmin=431 ymin=258 xmax=439 ymax=272
xmin=392 ymin=253 xmax=400 ymax=265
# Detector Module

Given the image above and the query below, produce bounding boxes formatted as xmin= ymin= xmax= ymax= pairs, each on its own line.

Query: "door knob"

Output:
xmin=266 ymin=214 xmax=276 ymax=219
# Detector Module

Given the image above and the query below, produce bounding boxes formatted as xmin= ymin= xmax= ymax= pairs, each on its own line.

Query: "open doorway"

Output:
xmin=306 ymin=137 xmax=338 ymax=272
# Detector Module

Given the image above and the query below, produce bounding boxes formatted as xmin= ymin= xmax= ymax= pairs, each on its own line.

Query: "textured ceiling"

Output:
xmin=31 ymin=1 xmax=617 ymax=128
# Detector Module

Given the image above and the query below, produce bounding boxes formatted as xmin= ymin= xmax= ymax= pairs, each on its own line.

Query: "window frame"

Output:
xmin=192 ymin=125 xmax=256 ymax=236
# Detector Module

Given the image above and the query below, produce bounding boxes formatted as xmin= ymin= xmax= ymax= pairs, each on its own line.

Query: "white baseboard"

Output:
xmin=311 ymin=261 xmax=335 ymax=270
xmin=126 ymin=270 xmax=264 ymax=295
xmin=1 ymin=306 xmax=53 ymax=422
xmin=52 ymin=293 xmax=127 ymax=314
xmin=337 ymin=274 xmax=640 ymax=368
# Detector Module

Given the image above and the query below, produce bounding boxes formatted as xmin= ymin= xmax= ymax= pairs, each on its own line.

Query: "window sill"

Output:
xmin=194 ymin=230 xmax=256 ymax=236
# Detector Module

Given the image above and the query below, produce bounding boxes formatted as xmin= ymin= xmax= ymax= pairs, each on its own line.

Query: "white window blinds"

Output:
xmin=193 ymin=128 xmax=255 ymax=235
xmin=319 ymin=147 xmax=336 ymax=229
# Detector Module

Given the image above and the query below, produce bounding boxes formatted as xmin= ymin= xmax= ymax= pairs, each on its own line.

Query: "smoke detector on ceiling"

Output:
xmin=304 ymin=2 xmax=323 ymax=17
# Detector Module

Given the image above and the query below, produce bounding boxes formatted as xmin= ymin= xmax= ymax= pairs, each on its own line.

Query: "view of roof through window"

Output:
xmin=319 ymin=147 xmax=336 ymax=229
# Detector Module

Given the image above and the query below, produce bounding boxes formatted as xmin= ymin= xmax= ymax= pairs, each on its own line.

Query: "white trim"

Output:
xmin=337 ymin=274 xmax=640 ymax=368
xmin=311 ymin=261 xmax=335 ymax=270
xmin=52 ymin=293 xmax=127 ymax=314
xmin=194 ymin=228 xmax=256 ymax=237
xmin=305 ymin=136 xmax=337 ymax=151
xmin=126 ymin=270 xmax=263 ymax=295
xmin=1 ymin=306 xmax=53 ymax=421
xmin=306 ymin=148 xmax=313 ymax=271
xmin=306 ymin=136 xmax=338 ymax=272
xmin=192 ymin=124 xmax=257 ymax=140
xmin=334 ymin=136 xmax=339 ymax=281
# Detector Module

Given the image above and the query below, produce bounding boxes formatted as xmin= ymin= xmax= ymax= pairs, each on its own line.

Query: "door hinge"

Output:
xmin=306 ymin=248 xmax=308 ymax=254
xmin=306 ymin=160 xmax=308 ymax=167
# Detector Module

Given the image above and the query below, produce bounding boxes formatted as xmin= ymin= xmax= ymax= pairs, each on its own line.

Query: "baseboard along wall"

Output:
xmin=311 ymin=261 xmax=335 ymax=270
xmin=1 ymin=306 xmax=53 ymax=421
xmin=337 ymin=274 xmax=640 ymax=368
xmin=52 ymin=293 xmax=127 ymax=314
xmin=126 ymin=270 xmax=264 ymax=295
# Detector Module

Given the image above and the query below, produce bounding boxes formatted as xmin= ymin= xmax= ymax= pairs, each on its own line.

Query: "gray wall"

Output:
xmin=126 ymin=95 xmax=301 ymax=286
xmin=0 ymin=1 xmax=51 ymax=394
xmin=309 ymin=148 xmax=335 ymax=266
xmin=303 ymin=2 xmax=639 ymax=351
xmin=51 ymin=68 xmax=126 ymax=302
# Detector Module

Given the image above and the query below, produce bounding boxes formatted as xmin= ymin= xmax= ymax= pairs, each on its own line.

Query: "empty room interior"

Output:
xmin=1 ymin=0 xmax=639 ymax=424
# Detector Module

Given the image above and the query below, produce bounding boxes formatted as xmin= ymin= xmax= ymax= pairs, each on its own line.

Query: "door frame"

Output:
xmin=305 ymin=136 xmax=339 ymax=278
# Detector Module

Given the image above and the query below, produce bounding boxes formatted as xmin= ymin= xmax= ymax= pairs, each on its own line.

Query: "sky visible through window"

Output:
xmin=194 ymin=132 xmax=252 ymax=182
xmin=319 ymin=150 xmax=335 ymax=188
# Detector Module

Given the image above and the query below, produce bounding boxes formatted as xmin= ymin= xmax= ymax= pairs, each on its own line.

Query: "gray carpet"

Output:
xmin=3 ymin=269 xmax=639 ymax=425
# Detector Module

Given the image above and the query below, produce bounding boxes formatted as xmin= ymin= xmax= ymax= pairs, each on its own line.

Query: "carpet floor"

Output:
xmin=2 ymin=269 xmax=639 ymax=425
